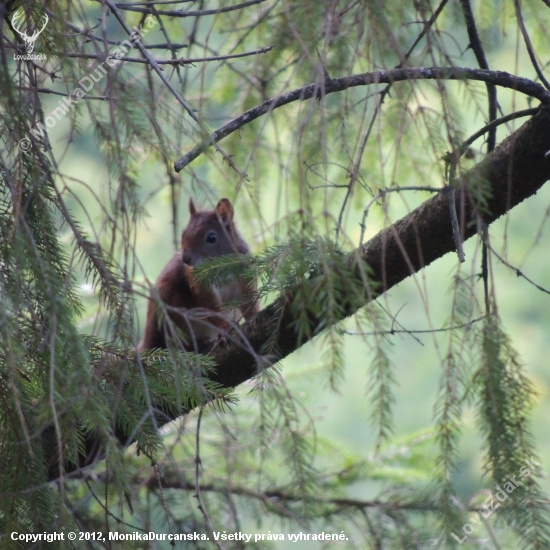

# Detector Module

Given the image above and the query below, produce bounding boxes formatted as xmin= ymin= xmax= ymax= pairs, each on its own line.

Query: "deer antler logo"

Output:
xmin=11 ymin=7 xmax=49 ymax=54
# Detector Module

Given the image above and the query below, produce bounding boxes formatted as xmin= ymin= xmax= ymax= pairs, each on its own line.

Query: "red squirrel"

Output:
xmin=140 ymin=198 xmax=259 ymax=351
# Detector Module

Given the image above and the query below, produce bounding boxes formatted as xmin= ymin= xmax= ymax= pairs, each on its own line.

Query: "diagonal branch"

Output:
xmin=104 ymin=0 xmax=251 ymax=181
xmin=202 ymin=110 xmax=550 ymax=388
xmin=50 ymin=107 xmax=550 ymax=480
xmin=513 ymin=0 xmax=550 ymax=91
xmin=174 ymin=67 xmax=550 ymax=171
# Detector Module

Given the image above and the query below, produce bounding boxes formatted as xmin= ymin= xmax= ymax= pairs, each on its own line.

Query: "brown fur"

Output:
xmin=140 ymin=198 xmax=259 ymax=351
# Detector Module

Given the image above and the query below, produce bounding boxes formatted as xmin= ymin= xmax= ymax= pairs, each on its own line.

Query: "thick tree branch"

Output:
xmin=203 ymin=107 xmax=550 ymax=386
xmin=174 ymin=67 xmax=550 ymax=171
xmin=51 ymin=107 xmax=550 ymax=480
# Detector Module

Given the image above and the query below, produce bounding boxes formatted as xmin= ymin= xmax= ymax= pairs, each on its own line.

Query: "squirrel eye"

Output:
xmin=206 ymin=231 xmax=217 ymax=244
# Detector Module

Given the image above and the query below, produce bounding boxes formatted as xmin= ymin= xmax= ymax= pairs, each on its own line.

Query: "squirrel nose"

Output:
xmin=182 ymin=252 xmax=192 ymax=266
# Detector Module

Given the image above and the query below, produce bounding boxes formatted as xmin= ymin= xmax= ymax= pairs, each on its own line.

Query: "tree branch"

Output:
xmin=459 ymin=0 xmax=498 ymax=151
xmin=49 ymin=107 xmax=550 ymax=481
xmin=143 ymin=477 xmax=443 ymax=515
xmin=115 ymin=0 xmax=266 ymax=17
xmin=61 ymin=46 xmax=273 ymax=65
xmin=456 ymin=107 xmax=540 ymax=157
xmin=513 ymin=0 xmax=550 ymax=91
xmin=201 ymin=107 xmax=550 ymax=389
xmin=104 ymin=0 xmax=251 ymax=181
xmin=174 ymin=67 xmax=550 ymax=171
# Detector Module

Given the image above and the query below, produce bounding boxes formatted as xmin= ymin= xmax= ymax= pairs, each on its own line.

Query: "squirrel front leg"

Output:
xmin=140 ymin=256 xmax=228 ymax=351
xmin=185 ymin=265 xmax=233 ymax=343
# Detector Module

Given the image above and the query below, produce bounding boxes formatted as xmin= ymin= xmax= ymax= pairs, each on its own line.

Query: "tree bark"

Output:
xmin=205 ymin=105 xmax=550 ymax=387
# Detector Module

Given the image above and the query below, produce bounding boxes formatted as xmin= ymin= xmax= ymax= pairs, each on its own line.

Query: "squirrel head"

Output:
xmin=181 ymin=198 xmax=242 ymax=266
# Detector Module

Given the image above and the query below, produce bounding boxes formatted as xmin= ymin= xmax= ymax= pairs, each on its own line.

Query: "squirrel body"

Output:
xmin=140 ymin=198 xmax=258 ymax=351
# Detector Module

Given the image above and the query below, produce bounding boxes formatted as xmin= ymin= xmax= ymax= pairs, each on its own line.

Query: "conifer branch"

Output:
xmin=203 ymin=107 xmax=550 ymax=388
xmin=49 ymin=107 xmax=550 ymax=479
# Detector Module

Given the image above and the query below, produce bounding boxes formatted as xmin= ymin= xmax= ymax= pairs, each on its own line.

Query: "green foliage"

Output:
xmin=0 ymin=181 xmax=234 ymax=542
xmin=474 ymin=318 xmax=550 ymax=546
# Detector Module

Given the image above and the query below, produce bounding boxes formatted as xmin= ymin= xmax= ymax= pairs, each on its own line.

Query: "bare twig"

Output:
xmin=359 ymin=186 xmax=444 ymax=245
xmin=62 ymin=46 xmax=273 ymax=65
xmin=481 ymin=225 xmax=490 ymax=314
xmin=152 ymin=460 xmax=175 ymax=540
xmin=402 ymin=0 xmax=450 ymax=61
xmin=162 ymin=45 xmax=273 ymax=65
xmin=103 ymin=0 xmax=250 ymax=180
xmin=459 ymin=0 xmax=498 ymax=151
xmin=488 ymin=246 xmax=550 ymax=295
xmin=449 ymin=186 xmax=465 ymax=263
xmin=83 ymin=478 xmax=146 ymax=533
xmin=18 ymin=87 xmax=111 ymax=100
xmin=117 ymin=0 xmax=196 ymax=5
xmin=513 ymin=0 xmax=550 ymax=91
xmin=103 ymin=0 xmax=198 ymax=120
xmin=336 ymin=0 xmax=449 ymax=240
xmin=115 ymin=0 xmax=266 ymax=17
xmin=456 ymin=107 xmax=540 ymax=156
xmin=336 ymin=103 xmax=378 ymax=242
xmin=145 ymin=475 xmax=492 ymax=515
xmin=343 ymin=316 xmax=485 ymax=337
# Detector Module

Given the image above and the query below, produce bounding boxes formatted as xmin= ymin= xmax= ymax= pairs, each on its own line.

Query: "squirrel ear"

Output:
xmin=189 ymin=197 xmax=197 ymax=216
xmin=216 ymin=198 xmax=234 ymax=222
